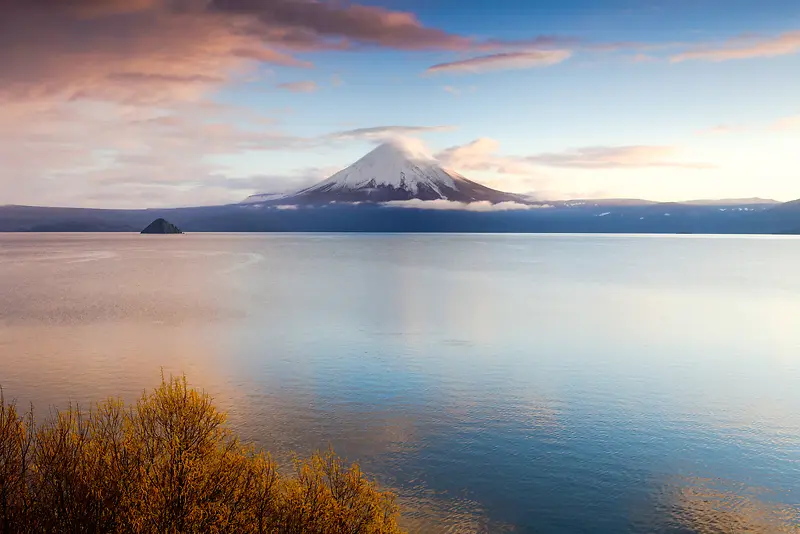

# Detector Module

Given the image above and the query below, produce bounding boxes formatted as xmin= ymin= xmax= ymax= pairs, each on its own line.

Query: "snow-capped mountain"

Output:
xmin=243 ymin=142 xmax=524 ymax=205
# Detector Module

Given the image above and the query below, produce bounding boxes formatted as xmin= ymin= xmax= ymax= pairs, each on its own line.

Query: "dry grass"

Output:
xmin=0 ymin=376 xmax=403 ymax=534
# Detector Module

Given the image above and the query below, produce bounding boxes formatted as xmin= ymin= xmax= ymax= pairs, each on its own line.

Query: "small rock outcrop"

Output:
xmin=141 ymin=218 xmax=183 ymax=234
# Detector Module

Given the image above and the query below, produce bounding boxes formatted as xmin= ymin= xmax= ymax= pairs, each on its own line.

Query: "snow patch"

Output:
xmin=297 ymin=141 xmax=459 ymax=197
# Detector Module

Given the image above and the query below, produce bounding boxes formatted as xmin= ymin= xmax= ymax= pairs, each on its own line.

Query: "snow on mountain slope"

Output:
xmin=305 ymin=142 xmax=457 ymax=196
xmin=271 ymin=141 xmax=523 ymax=205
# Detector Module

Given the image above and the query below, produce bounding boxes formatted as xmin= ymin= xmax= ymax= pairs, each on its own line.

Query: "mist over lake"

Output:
xmin=1 ymin=233 xmax=799 ymax=533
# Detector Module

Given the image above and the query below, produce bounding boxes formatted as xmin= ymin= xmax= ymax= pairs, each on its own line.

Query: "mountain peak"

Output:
xmin=364 ymin=139 xmax=434 ymax=163
xmin=243 ymin=142 xmax=524 ymax=206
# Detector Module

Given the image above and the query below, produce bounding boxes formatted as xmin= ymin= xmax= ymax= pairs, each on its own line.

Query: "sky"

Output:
xmin=2 ymin=0 xmax=800 ymax=208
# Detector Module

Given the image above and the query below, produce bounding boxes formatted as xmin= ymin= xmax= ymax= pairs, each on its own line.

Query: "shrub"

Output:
xmin=0 ymin=378 xmax=403 ymax=534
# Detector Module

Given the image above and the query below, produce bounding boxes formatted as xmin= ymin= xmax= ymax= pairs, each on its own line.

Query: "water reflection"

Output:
xmin=1 ymin=233 xmax=800 ymax=532
xmin=667 ymin=478 xmax=800 ymax=533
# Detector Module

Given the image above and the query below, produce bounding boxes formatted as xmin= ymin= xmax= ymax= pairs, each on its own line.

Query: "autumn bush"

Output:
xmin=0 ymin=377 xmax=403 ymax=534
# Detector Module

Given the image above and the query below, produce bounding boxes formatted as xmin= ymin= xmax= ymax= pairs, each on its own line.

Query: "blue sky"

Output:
xmin=2 ymin=0 xmax=800 ymax=206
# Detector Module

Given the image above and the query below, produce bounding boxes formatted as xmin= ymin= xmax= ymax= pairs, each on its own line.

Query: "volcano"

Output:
xmin=243 ymin=142 xmax=524 ymax=205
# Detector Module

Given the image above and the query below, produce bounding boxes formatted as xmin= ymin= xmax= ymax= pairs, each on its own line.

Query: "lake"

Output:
xmin=1 ymin=233 xmax=798 ymax=533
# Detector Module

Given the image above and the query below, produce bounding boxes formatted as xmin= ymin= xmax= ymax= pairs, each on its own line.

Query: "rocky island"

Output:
xmin=140 ymin=218 xmax=182 ymax=234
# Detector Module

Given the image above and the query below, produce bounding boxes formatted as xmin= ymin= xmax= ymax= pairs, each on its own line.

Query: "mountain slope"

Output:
xmin=256 ymin=142 xmax=523 ymax=205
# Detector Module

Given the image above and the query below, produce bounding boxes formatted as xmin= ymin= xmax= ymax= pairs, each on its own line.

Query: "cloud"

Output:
xmin=430 ymin=138 xmax=720 ymax=200
xmin=210 ymin=0 xmax=473 ymax=51
xmin=0 ymin=0 xmax=483 ymax=105
xmin=696 ymin=116 xmax=800 ymax=135
xmin=107 ymin=72 xmax=228 ymax=85
xmin=0 ymin=9 xmax=288 ymax=104
xmin=326 ymin=125 xmax=456 ymax=141
xmin=229 ymin=47 xmax=313 ymax=67
xmin=382 ymin=199 xmax=538 ymax=211
xmin=426 ymin=50 xmax=572 ymax=74
xmin=631 ymin=53 xmax=657 ymax=63
xmin=670 ymin=31 xmax=800 ymax=63
xmin=772 ymin=115 xmax=800 ymax=131
xmin=436 ymin=138 xmax=534 ymax=175
xmin=527 ymin=146 xmax=714 ymax=169
xmin=16 ymin=0 xmax=164 ymax=16
xmin=0 ymin=96 xmax=461 ymax=207
xmin=276 ymin=81 xmax=318 ymax=93
xmin=236 ymin=166 xmax=342 ymax=196
xmin=442 ymin=85 xmax=477 ymax=96
xmin=0 ymin=98 xmax=313 ymax=208
xmin=697 ymin=124 xmax=749 ymax=136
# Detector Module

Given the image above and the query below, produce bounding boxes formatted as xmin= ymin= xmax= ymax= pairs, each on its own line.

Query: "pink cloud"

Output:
xmin=0 ymin=98 xmax=458 ymax=207
xmin=670 ymin=31 xmax=800 ymax=62
xmin=230 ymin=47 xmax=312 ymax=67
xmin=527 ymin=146 xmax=714 ymax=169
xmin=631 ymin=53 xmax=657 ymax=63
xmin=0 ymin=0 xmax=485 ymax=105
xmin=276 ymin=81 xmax=318 ymax=93
xmin=327 ymin=125 xmax=455 ymax=141
xmin=211 ymin=0 xmax=472 ymax=51
xmin=20 ymin=0 xmax=164 ymax=16
xmin=696 ymin=124 xmax=749 ymax=136
xmin=0 ymin=95 xmax=313 ymax=207
xmin=0 ymin=8 xmax=296 ymax=104
xmin=436 ymin=138 xmax=534 ymax=175
xmin=772 ymin=115 xmax=800 ymax=131
xmin=426 ymin=49 xmax=572 ymax=74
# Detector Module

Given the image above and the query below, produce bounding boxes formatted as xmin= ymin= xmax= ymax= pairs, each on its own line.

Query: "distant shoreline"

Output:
xmin=1 ymin=201 xmax=797 ymax=234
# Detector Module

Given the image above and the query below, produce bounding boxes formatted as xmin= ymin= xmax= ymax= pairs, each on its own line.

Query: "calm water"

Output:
xmin=1 ymin=233 xmax=799 ymax=533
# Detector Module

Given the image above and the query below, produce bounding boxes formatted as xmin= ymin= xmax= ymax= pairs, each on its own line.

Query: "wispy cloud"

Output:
xmin=0 ymin=103 xmax=461 ymax=207
xmin=0 ymin=0 xmax=486 ymax=105
xmin=436 ymin=138 xmax=533 ymax=175
xmin=772 ymin=115 xmax=800 ymax=131
xmin=427 ymin=50 xmax=572 ymax=74
xmin=276 ymin=81 xmax=318 ymax=93
xmin=442 ymin=85 xmax=477 ymax=96
xmin=697 ymin=115 xmax=800 ymax=135
xmin=326 ymin=125 xmax=456 ymax=141
xmin=430 ymin=138 xmax=716 ymax=200
xmin=671 ymin=31 xmax=800 ymax=63
xmin=631 ymin=53 xmax=658 ymax=63
xmin=697 ymin=124 xmax=749 ymax=136
xmin=527 ymin=146 xmax=715 ymax=169
xmin=228 ymin=167 xmax=342 ymax=197
xmin=210 ymin=0 xmax=474 ymax=52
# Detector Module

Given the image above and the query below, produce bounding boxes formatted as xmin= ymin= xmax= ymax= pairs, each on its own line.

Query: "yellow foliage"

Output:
xmin=0 ymin=378 xmax=404 ymax=534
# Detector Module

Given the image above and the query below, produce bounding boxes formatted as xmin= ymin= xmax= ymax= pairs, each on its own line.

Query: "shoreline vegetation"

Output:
xmin=0 ymin=376 xmax=403 ymax=533
xmin=2 ymin=376 xmax=798 ymax=534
